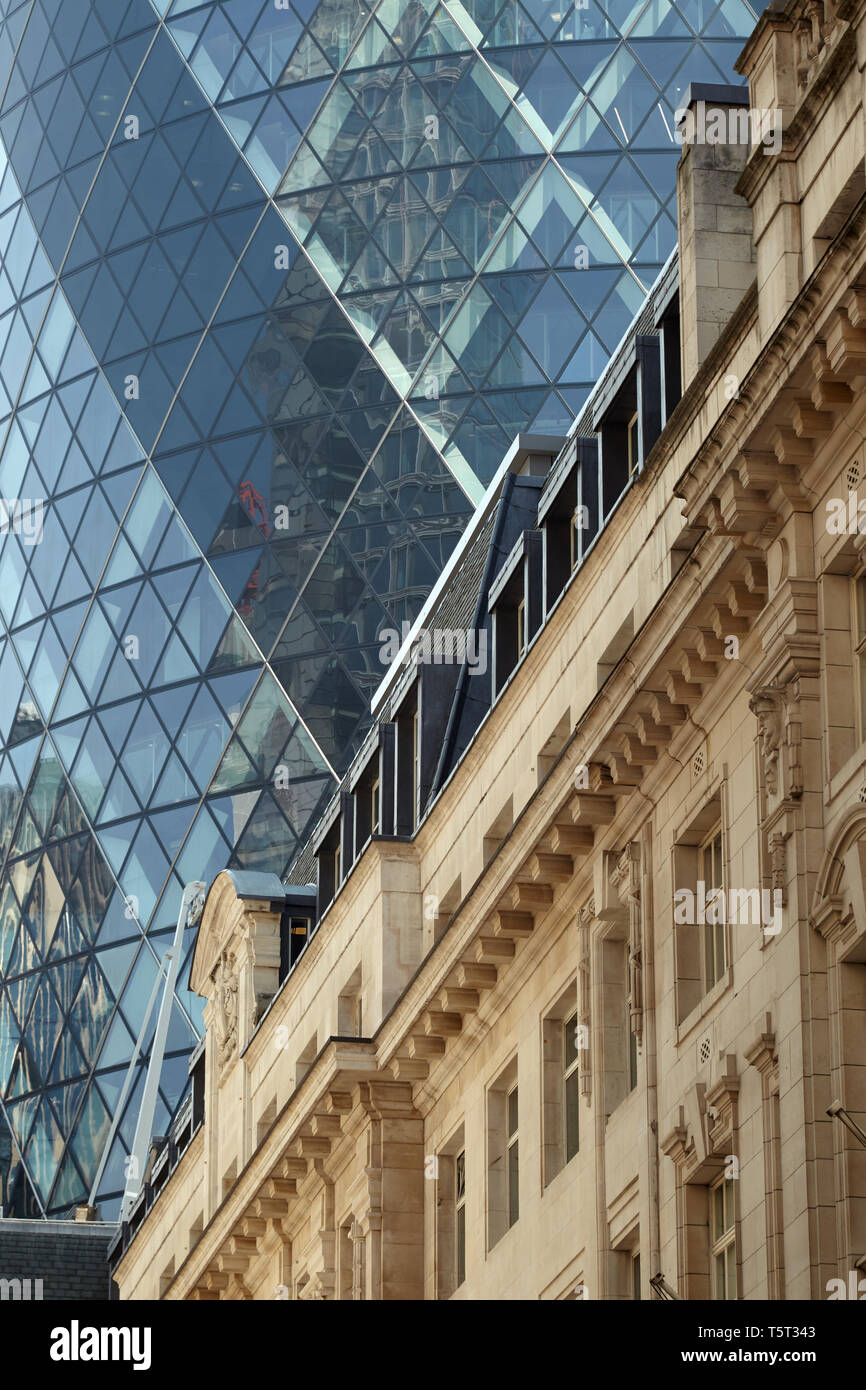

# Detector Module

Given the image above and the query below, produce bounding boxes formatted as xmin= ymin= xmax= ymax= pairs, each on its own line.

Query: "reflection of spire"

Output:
xmin=0 ymin=1115 xmax=10 ymax=1209
xmin=237 ymin=480 xmax=271 ymax=617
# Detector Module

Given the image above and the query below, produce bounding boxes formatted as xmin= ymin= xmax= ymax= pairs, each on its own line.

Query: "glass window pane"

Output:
xmin=565 ymin=1066 xmax=580 ymax=1161
xmin=712 ymin=1182 xmax=722 ymax=1242
xmin=704 ymin=919 xmax=716 ymax=990
xmin=715 ymin=923 xmax=726 ymax=983
xmin=857 ymin=575 xmax=866 ymax=639
xmin=507 ymin=1137 xmax=519 ymax=1226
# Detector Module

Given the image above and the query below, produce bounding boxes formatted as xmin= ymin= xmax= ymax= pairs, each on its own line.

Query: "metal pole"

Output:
xmin=120 ymin=881 xmax=206 ymax=1222
xmin=88 ymin=952 xmax=169 ymax=1207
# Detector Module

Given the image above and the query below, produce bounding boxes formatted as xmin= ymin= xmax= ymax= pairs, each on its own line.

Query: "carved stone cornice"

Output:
xmin=663 ymin=1060 xmax=740 ymax=1183
xmin=811 ymin=810 xmax=866 ymax=950
xmin=705 ymin=1059 xmax=741 ymax=1158
xmin=661 ymin=1107 xmax=691 ymax=1167
xmin=810 ymin=893 xmax=852 ymax=944
xmin=675 ymin=197 xmax=866 ymax=537
xmin=745 ymin=1015 xmax=778 ymax=1079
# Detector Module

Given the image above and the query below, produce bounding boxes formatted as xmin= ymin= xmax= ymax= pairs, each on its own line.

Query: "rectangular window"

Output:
xmin=570 ymin=508 xmax=581 ymax=571
xmin=632 ymin=1250 xmax=641 ymax=1300
xmin=280 ymin=914 xmax=312 ymax=983
xmin=710 ymin=1175 xmax=737 ymax=1300
xmin=370 ymin=777 xmax=380 ymax=835
xmin=488 ymin=1057 xmax=518 ymax=1248
xmin=516 ymin=597 xmax=526 ymax=656
xmin=435 ymin=1126 xmax=465 ymax=1299
xmin=856 ymin=575 xmax=866 ymax=740
xmin=542 ymin=986 xmax=579 ymax=1186
xmin=701 ymin=825 xmax=725 ymax=990
xmin=672 ymin=792 xmax=728 ymax=1023
xmin=394 ymin=688 xmax=419 ymax=834
xmin=334 ymin=839 xmax=341 ymax=891
xmin=563 ymin=1012 xmax=580 ymax=1162
xmin=506 ymin=1086 xmax=519 ymax=1229
xmin=455 ymin=1150 xmax=466 ymax=1289
xmin=338 ymin=1221 xmax=353 ymax=1300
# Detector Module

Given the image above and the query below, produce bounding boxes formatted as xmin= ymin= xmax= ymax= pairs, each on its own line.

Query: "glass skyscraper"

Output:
xmin=0 ymin=0 xmax=757 ymax=1218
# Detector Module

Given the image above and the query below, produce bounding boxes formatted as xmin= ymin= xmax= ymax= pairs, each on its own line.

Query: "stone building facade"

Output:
xmin=111 ymin=0 xmax=866 ymax=1301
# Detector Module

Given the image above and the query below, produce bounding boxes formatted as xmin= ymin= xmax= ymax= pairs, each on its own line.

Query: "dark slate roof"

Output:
xmin=284 ymin=249 xmax=680 ymax=884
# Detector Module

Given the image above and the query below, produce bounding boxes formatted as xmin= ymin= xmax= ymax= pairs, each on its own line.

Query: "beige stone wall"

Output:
xmin=115 ymin=0 xmax=866 ymax=1303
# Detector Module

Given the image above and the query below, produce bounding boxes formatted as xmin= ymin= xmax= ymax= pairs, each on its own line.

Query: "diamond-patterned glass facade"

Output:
xmin=0 ymin=0 xmax=758 ymax=1218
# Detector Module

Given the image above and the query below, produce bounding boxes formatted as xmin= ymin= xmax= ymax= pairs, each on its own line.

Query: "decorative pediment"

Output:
xmin=811 ymin=810 xmax=866 ymax=951
xmin=662 ymin=1057 xmax=740 ymax=1182
xmin=705 ymin=1058 xmax=741 ymax=1158
xmin=191 ymin=870 xmax=288 ymax=1069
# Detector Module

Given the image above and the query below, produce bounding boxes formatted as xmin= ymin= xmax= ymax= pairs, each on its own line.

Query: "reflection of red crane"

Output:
xmin=237 ymin=480 xmax=270 ymax=616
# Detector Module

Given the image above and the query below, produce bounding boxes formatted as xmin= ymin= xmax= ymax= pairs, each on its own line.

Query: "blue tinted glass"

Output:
xmin=0 ymin=0 xmax=754 ymax=1216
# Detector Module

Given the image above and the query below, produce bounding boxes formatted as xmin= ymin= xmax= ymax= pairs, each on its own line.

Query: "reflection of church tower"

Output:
xmin=0 ymin=1113 xmax=10 ymax=1209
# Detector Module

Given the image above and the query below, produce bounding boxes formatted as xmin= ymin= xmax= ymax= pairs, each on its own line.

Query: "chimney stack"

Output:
xmin=676 ymin=83 xmax=757 ymax=390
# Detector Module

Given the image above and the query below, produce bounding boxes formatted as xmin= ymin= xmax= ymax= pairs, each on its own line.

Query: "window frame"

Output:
xmin=709 ymin=1173 xmax=737 ymax=1300
xmin=563 ymin=1010 xmax=580 ymax=1163
xmin=672 ymin=788 xmax=730 ymax=1026
xmin=627 ymin=410 xmax=640 ymax=476
xmin=700 ymin=822 xmax=725 ymax=992
xmin=455 ymin=1149 xmax=466 ymax=1289
xmin=854 ymin=573 xmax=866 ymax=741
xmin=411 ymin=709 xmax=419 ymax=826
xmin=570 ymin=507 xmax=581 ymax=571
xmin=506 ymin=1084 xmax=519 ymax=1230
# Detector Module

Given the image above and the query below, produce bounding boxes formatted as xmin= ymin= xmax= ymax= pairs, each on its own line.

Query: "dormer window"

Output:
xmin=314 ymin=795 xmax=352 ymax=917
xmin=488 ymin=531 xmax=542 ymax=697
xmin=570 ymin=508 xmax=581 ymax=571
xmin=317 ymin=818 xmax=341 ymax=909
xmin=538 ymin=437 xmax=598 ymax=609
xmin=597 ymin=335 xmax=660 ymax=517
xmin=278 ymin=887 xmax=317 ymax=985
xmin=394 ymin=684 xmax=419 ymax=835
xmin=412 ymin=709 xmax=419 ymax=820
xmin=628 ymin=411 xmax=640 ymax=476
xmin=351 ymin=729 xmax=394 ymax=854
